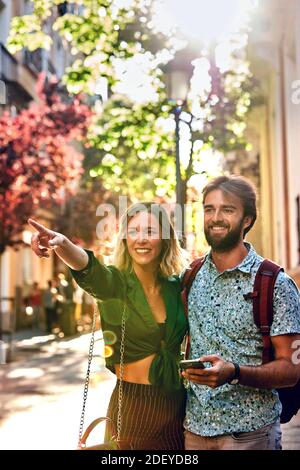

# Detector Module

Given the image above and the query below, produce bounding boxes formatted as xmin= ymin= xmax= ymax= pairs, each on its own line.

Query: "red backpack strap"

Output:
xmin=181 ymin=257 xmax=205 ymax=359
xmin=181 ymin=257 xmax=206 ymax=315
xmin=252 ymin=259 xmax=284 ymax=364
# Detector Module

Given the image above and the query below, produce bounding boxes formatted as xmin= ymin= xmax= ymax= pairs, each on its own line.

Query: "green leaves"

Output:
xmin=7 ymin=0 xmax=163 ymax=94
xmin=32 ymin=0 xmax=55 ymax=19
xmin=85 ymin=95 xmax=175 ymax=199
xmin=8 ymin=16 xmax=53 ymax=53
xmin=7 ymin=0 xmax=259 ymax=208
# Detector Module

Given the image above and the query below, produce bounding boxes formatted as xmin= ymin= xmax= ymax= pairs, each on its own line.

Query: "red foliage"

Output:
xmin=0 ymin=74 xmax=92 ymax=254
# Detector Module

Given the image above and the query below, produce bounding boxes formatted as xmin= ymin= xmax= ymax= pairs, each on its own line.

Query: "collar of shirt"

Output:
xmin=205 ymin=242 xmax=258 ymax=277
xmin=125 ymin=269 xmax=178 ymax=287
xmin=123 ymin=268 xmax=182 ymax=336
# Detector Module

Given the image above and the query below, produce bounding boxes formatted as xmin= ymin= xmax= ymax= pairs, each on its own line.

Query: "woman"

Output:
xmin=28 ymin=202 xmax=188 ymax=450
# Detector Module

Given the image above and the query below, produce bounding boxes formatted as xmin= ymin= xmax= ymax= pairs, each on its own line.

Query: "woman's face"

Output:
xmin=126 ymin=212 xmax=163 ymax=270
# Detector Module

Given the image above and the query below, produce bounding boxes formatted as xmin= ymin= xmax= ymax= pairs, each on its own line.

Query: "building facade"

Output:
xmin=0 ymin=0 xmax=68 ymax=329
xmin=229 ymin=0 xmax=300 ymax=285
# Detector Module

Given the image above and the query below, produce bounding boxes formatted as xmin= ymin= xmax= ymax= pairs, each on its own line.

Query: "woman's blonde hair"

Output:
xmin=113 ymin=202 xmax=189 ymax=277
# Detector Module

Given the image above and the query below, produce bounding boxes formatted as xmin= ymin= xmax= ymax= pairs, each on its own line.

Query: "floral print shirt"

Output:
xmin=184 ymin=243 xmax=300 ymax=436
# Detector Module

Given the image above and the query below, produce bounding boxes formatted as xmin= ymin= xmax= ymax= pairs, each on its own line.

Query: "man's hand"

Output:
xmin=28 ymin=218 xmax=66 ymax=258
xmin=182 ymin=355 xmax=235 ymax=388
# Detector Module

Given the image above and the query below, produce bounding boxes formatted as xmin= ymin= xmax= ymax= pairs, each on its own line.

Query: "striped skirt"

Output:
xmin=105 ymin=380 xmax=186 ymax=450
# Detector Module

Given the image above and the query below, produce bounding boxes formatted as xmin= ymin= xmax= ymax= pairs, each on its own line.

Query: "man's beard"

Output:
xmin=204 ymin=219 xmax=245 ymax=252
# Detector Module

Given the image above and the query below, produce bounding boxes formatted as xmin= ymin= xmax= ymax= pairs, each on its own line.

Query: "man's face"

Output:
xmin=203 ymin=189 xmax=252 ymax=252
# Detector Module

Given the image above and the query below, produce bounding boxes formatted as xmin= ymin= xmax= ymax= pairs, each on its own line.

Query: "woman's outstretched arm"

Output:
xmin=28 ymin=218 xmax=125 ymax=299
xmin=28 ymin=218 xmax=88 ymax=271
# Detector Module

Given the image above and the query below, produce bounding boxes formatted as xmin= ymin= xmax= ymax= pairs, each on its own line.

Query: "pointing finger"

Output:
xmin=28 ymin=218 xmax=53 ymax=235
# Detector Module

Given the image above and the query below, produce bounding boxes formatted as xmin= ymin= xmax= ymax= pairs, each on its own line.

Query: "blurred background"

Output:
xmin=0 ymin=0 xmax=300 ymax=449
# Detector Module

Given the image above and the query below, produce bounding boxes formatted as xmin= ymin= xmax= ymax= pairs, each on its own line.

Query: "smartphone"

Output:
xmin=179 ymin=359 xmax=205 ymax=370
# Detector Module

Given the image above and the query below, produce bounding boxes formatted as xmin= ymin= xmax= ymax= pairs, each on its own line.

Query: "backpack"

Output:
xmin=181 ymin=257 xmax=300 ymax=424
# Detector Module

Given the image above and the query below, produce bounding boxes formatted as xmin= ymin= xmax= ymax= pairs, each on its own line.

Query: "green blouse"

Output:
xmin=70 ymin=250 xmax=188 ymax=393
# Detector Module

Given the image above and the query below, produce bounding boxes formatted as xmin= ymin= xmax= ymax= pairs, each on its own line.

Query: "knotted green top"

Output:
xmin=70 ymin=250 xmax=187 ymax=392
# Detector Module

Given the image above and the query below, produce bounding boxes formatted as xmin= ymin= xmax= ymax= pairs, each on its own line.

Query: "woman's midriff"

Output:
xmin=114 ymin=353 xmax=156 ymax=384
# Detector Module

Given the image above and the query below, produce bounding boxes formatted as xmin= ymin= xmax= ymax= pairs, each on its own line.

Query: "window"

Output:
xmin=57 ymin=1 xmax=83 ymax=16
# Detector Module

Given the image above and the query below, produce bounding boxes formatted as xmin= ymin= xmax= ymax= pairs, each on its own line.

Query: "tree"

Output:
xmin=7 ymin=0 xmax=182 ymax=198
xmin=7 ymin=0 xmax=177 ymax=94
xmin=52 ymin=177 xmax=118 ymax=247
xmin=0 ymin=73 xmax=91 ymax=255
xmin=171 ymin=42 xmax=260 ymax=209
xmin=85 ymin=94 xmax=175 ymax=200
xmin=86 ymin=42 xmax=259 ymax=206
xmin=7 ymin=0 xmax=260 ymax=234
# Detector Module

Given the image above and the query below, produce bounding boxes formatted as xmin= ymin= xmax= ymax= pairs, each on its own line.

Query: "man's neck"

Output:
xmin=210 ymin=242 xmax=249 ymax=273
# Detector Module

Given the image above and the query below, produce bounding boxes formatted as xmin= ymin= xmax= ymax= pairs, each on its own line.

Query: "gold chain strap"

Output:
xmin=78 ymin=300 xmax=126 ymax=447
xmin=78 ymin=300 xmax=98 ymax=448
xmin=117 ymin=303 xmax=126 ymax=441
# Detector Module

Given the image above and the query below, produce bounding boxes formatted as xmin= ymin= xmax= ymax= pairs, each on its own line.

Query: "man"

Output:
xmin=43 ymin=280 xmax=57 ymax=333
xmin=183 ymin=175 xmax=300 ymax=450
xmin=30 ymin=281 xmax=42 ymax=329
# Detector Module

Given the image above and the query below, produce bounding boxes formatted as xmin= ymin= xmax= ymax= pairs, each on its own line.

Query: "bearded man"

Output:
xmin=183 ymin=175 xmax=300 ymax=450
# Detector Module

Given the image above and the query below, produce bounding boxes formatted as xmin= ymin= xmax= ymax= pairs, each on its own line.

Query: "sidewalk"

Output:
xmin=1 ymin=327 xmax=64 ymax=361
xmin=0 ymin=329 xmax=116 ymax=450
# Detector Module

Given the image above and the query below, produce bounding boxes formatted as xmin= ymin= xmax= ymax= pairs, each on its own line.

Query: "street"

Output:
xmin=0 ymin=331 xmax=116 ymax=450
xmin=0 ymin=331 xmax=299 ymax=450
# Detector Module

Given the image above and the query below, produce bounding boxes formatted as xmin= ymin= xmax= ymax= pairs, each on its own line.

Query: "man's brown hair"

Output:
xmin=202 ymin=175 xmax=257 ymax=237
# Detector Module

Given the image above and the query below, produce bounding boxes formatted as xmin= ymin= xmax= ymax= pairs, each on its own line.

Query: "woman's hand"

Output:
xmin=28 ymin=218 xmax=66 ymax=258
xmin=28 ymin=218 xmax=89 ymax=270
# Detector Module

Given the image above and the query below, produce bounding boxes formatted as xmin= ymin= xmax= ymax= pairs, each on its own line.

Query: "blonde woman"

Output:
xmin=28 ymin=203 xmax=188 ymax=450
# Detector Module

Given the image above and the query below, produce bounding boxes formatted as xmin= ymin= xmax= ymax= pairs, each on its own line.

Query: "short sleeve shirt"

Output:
xmin=184 ymin=243 xmax=300 ymax=436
